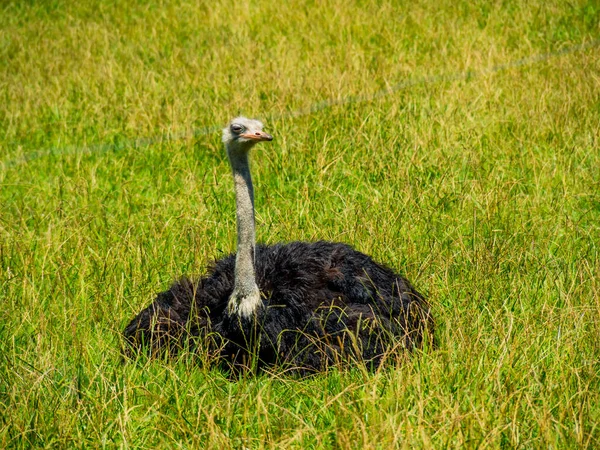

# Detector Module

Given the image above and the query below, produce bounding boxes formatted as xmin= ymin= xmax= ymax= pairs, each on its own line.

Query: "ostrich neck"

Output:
xmin=227 ymin=145 xmax=261 ymax=317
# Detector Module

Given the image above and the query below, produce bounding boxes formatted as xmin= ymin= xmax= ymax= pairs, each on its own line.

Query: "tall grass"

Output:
xmin=1 ymin=0 xmax=599 ymax=447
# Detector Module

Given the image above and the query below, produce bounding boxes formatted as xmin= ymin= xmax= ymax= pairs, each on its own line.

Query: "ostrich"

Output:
xmin=124 ymin=117 xmax=433 ymax=374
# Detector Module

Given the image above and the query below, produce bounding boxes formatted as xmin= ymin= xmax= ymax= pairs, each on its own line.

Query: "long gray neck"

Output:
xmin=226 ymin=144 xmax=262 ymax=318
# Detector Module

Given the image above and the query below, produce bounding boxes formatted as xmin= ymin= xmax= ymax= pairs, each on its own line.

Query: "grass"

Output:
xmin=1 ymin=0 xmax=599 ymax=447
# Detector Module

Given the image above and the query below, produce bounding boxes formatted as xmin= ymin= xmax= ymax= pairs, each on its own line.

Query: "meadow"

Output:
xmin=1 ymin=0 xmax=599 ymax=447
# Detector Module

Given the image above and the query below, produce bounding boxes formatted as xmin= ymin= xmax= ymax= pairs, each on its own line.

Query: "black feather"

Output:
xmin=123 ymin=241 xmax=434 ymax=374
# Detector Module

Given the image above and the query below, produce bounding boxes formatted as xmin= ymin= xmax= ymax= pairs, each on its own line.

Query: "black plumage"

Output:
xmin=124 ymin=241 xmax=433 ymax=374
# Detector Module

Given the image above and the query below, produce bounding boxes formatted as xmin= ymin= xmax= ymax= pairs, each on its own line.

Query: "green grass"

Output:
xmin=1 ymin=0 xmax=599 ymax=447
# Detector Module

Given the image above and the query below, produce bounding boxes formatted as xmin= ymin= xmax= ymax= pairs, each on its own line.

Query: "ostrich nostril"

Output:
xmin=255 ymin=132 xmax=260 ymax=136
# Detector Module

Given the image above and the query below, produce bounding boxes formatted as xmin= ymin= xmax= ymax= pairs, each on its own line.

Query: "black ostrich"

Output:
xmin=124 ymin=117 xmax=433 ymax=374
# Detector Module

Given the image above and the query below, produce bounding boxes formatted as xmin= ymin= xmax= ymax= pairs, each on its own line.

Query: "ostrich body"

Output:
xmin=124 ymin=117 xmax=433 ymax=373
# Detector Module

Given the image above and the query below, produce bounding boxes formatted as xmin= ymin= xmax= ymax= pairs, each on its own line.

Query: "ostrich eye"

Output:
xmin=230 ymin=124 xmax=244 ymax=134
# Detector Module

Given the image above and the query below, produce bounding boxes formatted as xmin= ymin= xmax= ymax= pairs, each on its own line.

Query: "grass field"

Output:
xmin=1 ymin=0 xmax=600 ymax=447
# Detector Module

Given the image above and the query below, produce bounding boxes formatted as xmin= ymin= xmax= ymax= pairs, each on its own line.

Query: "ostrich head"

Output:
xmin=223 ymin=117 xmax=273 ymax=319
xmin=222 ymin=117 xmax=273 ymax=151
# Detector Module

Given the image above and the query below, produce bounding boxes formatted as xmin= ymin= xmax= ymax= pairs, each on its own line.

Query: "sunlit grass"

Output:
xmin=1 ymin=0 xmax=599 ymax=447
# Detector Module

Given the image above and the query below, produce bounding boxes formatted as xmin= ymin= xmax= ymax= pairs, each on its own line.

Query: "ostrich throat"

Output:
xmin=227 ymin=145 xmax=262 ymax=318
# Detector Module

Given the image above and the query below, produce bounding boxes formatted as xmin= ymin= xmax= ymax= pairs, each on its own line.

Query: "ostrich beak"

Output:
xmin=241 ymin=131 xmax=273 ymax=142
